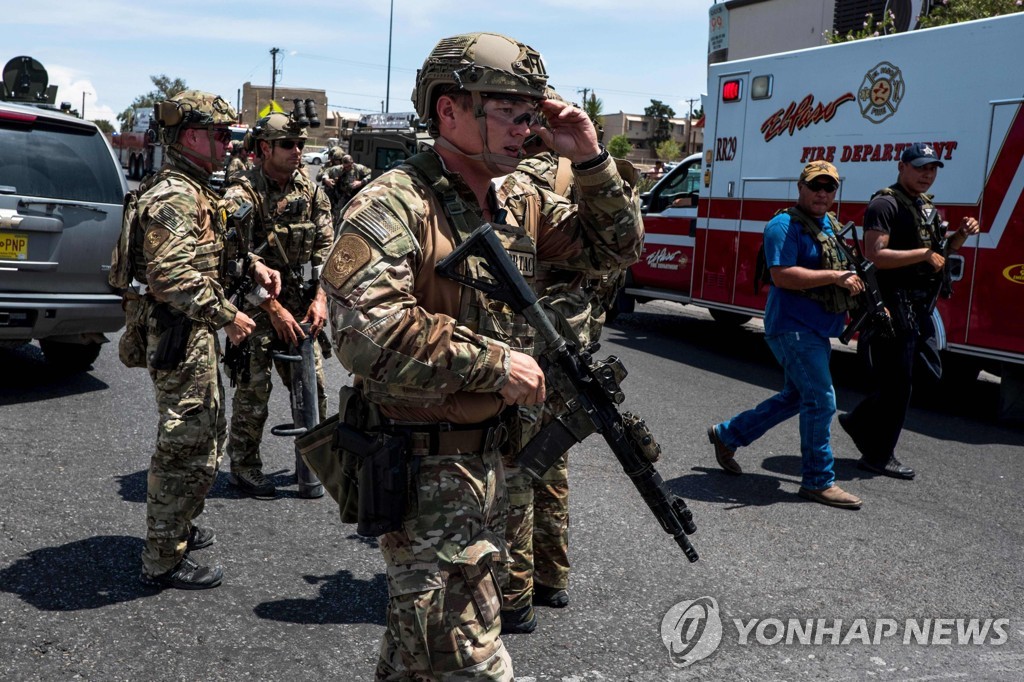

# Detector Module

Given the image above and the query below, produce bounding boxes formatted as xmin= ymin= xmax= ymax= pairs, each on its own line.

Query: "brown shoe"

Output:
xmin=798 ymin=485 xmax=862 ymax=509
xmin=708 ymin=425 xmax=742 ymax=475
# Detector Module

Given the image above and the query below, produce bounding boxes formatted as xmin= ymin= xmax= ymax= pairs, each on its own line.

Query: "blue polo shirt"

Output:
xmin=762 ymin=211 xmax=847 ymax=338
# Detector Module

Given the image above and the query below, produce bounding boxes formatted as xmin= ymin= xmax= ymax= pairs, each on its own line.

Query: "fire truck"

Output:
xmin=620 ymin=13 xmax=1024 ymax=418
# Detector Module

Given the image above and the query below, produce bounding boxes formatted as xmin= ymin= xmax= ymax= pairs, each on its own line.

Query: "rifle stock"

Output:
xmin=835 ymin=221 xmax=894 ymax=344
xmin=436 ymin=224 xmax=699 ymax=562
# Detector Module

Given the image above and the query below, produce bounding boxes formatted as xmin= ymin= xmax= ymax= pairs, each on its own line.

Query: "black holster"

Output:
xmin=150 ymin=304 xmax=194 ymax=371
xmin=336 ymin=424 xmax=410 ymax=537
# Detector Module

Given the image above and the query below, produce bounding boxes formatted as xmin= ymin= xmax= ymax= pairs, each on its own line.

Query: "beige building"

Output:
xmin=601 ymin=112 xmax=704 ymax=166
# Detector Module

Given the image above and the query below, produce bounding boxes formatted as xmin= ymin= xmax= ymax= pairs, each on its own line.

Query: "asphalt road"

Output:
xmin=1 ymin=301 xmax=1021 ymax=681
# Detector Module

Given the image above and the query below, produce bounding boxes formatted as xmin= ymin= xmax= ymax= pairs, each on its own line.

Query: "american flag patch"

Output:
xmin=348 ymin=202 xmax=404 ymax=245
xmin=153 ymin=204 xmax=188 ymax=236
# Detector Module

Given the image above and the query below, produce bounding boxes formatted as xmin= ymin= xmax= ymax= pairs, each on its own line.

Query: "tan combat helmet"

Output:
xmin=329 ymin=146 xmax=345 ymax=163
xmin=412 ymin=32 xmax=547 ymax=121
xmin=248 ymin=111 xmax=307 ymax=157
xmin=155 ymin=89 xmax=236 ymax=144
xmin=412 ymin=32 xmax=548 ymax=172
xmin=155 ymin=89 xmax=236 ymax=172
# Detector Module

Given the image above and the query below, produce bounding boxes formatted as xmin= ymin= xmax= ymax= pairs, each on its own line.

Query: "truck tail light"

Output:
xmin=722 ymin=80 xmax=742 ymax=102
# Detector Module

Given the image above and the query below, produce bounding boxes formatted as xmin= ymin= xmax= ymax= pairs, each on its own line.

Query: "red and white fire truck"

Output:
xmin=622 ymin=13 xmax=1024 ymax=416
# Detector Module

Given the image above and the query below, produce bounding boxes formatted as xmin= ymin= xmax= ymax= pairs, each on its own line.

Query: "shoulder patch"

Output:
xmin=347 ymin=201 xmax=406 ymax=245
xmin=324 ymin=233 xmax=372 ymax=289
xmin=145 ymin=226 xmax=172 ymax=253
xmin=152 ymin=203 xmax=189 ymax=237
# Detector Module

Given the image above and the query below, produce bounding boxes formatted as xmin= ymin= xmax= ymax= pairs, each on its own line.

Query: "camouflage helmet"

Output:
xmin=155 ymin=89 xmax=236 ymax=143
xmin=329 ymin=146 xmax=346 ymax=162
xmin=412 ymin=32 xmax=548 ymax=126
xmin=251 ymin=111 xmax=307 ymax=142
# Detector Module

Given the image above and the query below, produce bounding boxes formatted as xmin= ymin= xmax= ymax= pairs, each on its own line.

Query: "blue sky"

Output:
xmin=6 ymin=0 xmax=713 ymax=125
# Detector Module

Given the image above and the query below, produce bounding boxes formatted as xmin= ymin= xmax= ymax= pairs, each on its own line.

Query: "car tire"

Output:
xmin=39 ymin=339 xmax=102 ymax=372
xmin=310 ymin=158 xmax=321 ymax=165
xmin=709 ymin=309 xmax=752 ymax=327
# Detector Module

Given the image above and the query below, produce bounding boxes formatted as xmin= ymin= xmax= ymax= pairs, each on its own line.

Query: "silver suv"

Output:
xmin=0 ymin=100 xmax=128 ymax=370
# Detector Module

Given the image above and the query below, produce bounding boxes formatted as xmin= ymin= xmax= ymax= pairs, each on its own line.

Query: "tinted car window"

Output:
xmin=0 ymin=115 xmax=124 ymax=205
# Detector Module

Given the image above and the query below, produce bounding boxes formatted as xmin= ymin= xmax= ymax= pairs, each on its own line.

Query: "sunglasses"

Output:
xmin=211 ymin=128 xmax=233 ymax=144
xmin=276 ymin=139 xmax=306 ymax=150
xmin=805 ymin=180 xmax=838 ymax=193
xmin=481 ymin=96 xmax=540 ymax=128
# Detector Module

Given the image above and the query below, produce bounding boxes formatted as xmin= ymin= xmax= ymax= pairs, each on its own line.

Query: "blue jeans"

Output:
xmin=717 ymin=331 xmax=837 ymax=490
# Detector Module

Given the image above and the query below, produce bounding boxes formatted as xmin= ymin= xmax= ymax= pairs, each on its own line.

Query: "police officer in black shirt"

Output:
xmin=839 ymin=143 xmax=980 ymax=479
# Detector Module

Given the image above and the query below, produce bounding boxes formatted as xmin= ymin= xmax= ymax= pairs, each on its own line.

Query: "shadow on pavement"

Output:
xmin=0 ymin=535 xmax=152 ymax=610
xmin=0 ymin=344 xmax=108 ymax=406
xmin=253 ymin=569 xmax=387 ymax=625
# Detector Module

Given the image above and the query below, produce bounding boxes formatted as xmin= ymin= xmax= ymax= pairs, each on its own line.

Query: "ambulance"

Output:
xmin=621 ymin=13 xmax=1024 ymax=416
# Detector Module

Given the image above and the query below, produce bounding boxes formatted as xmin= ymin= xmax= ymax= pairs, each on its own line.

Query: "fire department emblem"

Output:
xmin=858 ymin=61 xmax=905 ymax=124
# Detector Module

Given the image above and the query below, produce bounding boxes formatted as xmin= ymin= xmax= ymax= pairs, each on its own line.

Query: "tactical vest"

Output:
xmin=245 ymin=169 xmax=321 ymax=270
xmin=872 ymin=185 xmax=940 ymax=251
xmin=354 ymin=151 xmax=538 ymax=408
xmin=782 ymin=207 xmax=859 ymax=314
xmin=132 ymin=168 xmax=226 ymax=287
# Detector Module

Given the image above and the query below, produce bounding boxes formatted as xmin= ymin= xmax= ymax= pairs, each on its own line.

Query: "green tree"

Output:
xmin=607 ymin=134 xmax=632 ymax=159
xmin=655 ymin=139 xmax=682 ymax=163
xmin=117 ymin=75 xmax=189 ymax=131
xmin=644 ymin=99 xmax=676 ymax=150
xmin=92 ymin=119 xmax=114 ymax=133
xmin=919 ymin=0 xmax=1023 ymax=28
xmin=692 ymin=106 xmax=704 ymax=120
xmin=582 ymin=91 xmax=603 ymax=127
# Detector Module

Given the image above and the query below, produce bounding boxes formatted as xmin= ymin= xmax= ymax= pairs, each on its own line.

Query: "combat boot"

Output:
xmin=500 ymin=604 xmax=537 ymax=634
xmin=533 ymin=584 xmax=569 ymax=608
xmin=186 ymin=524 xmax=215 ymax=551
xmin=229 ymin=469 xmax=275 ymax=498
xmin=140 ymin=555 xmax=223 ymax=590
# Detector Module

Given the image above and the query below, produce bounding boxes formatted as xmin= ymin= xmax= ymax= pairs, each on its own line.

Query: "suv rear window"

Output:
xmin=0 ymin=115 xmax=124 ymax=205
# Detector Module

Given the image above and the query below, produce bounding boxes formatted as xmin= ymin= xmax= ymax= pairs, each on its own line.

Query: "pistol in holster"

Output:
xmin=150 ymin=303 xmax=194 ymax=371
xmin=336 ymin=424 xmax=411 ymax=538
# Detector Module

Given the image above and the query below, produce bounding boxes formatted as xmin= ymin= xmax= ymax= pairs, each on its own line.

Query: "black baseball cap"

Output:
xmin=901 ymin=142 xmax=944 ymax=168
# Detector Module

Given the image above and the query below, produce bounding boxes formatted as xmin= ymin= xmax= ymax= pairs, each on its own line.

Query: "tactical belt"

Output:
xmin=384 ymin=417 xmax=506 ymax=457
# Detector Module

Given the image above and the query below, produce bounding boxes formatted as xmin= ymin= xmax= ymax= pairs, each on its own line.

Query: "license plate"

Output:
xmin=0 ymin=232 xmax=28 ymax=260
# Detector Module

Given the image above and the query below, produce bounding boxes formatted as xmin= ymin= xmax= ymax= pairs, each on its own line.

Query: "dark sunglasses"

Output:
xmin=276 ymin=139 xmax=306 ymax=150
xmin=805 ymin=180 xmax=838 ymax=193
xmin=211 ymin=128 xmax=233 ymax=143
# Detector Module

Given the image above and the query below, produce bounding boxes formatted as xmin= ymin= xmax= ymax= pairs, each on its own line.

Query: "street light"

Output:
xmin=385 ymin=0 xmax=394 ymax=113
xmin=82 ymin=91 xmax=90 ymax=120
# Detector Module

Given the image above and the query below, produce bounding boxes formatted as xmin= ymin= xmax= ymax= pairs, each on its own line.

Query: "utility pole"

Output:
xmin=385 ymin=0 xmax=394 ymax=113
xmin=577 ymin=87 xmax=589 ymax=107
xmin=270 ymin=47 xmax=281 ymax=102
xmin=685 ymin=96 xmax=699 ymax=154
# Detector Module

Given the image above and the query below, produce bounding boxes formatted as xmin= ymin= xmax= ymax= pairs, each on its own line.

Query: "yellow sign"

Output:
xmin=1002 ymin=264 xmax=1024 ymax=284
xmin=0 ymin=232 xmax=28 ymax=260
xmin=257 ymin=100 xmax=286 ymax=118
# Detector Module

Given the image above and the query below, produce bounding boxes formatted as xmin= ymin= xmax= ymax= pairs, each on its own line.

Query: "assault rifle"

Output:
xmin=270 ymin=321 xmax=325 ymax=499
xmin=436 ymin=224 xmax=698 ymax=562
xmin=221 ymin=202 xmax=271 ymax=387
xmin=834 ymin=221 xmax=895 ymax=345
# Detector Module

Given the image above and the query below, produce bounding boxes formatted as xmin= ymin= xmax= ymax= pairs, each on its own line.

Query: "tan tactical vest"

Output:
xmin=784 ymin=207 xmax=859 ymax=314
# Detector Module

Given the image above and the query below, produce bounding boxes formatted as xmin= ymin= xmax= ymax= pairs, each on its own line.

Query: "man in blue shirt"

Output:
xmin=707 ymin=161 xmax=866 ymax=509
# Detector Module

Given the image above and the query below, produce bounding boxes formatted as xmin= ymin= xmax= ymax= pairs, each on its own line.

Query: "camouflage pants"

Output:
xmin=141 ymin=316 xmax=225 ymax=576
xmin=226 ymin=316 xmax=327 ymax=472
xmin=375 ymin=449 xmax=513 ymax=682
xmin=502 ymin=422 xmax=570 ymax=613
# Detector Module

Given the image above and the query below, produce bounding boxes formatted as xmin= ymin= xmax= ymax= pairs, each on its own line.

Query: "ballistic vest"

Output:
xmin=783 ymin=207 xmax=859 ymax=314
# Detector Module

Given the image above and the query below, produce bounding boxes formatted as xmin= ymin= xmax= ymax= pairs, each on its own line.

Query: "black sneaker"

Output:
xmin=186 ymin=525 xmax=215 ymax=551
xmin=500 ymin=604 xmax=537 ymax=634
xmin=533 ymin=584 xmax=569 ymax=608
xmin=140 ymin=555 xmax=223 ymax=590
xmin=229 ymin=469 xmax=275 ymax=498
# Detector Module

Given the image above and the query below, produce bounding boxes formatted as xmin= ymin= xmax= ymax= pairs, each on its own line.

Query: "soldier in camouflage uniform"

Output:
xmin=225 ymin=140 xmax=251 ymax=179
xmin=495 ymin=119 xmax=641 ymax=631
xmin=321 ymin=33 xmax=642 ymax=681
xmin=136 ymin=90 xmax=280 ymax=589
xmin=319 ymin=151 xmax=371 ymax=222
xmin=222 ymin=112 xmax=334 ymax=498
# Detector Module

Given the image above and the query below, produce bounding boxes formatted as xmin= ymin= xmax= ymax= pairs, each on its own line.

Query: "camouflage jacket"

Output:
xmin=222 ymin=167 xmax=333 ymax=313
xmin=321 ymin=148 xmax=643 ymax=424
xmin=321 ymin=162 xmax=372 ymax=207
xmin=139 ymin=161 xmax=238 ymax=328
